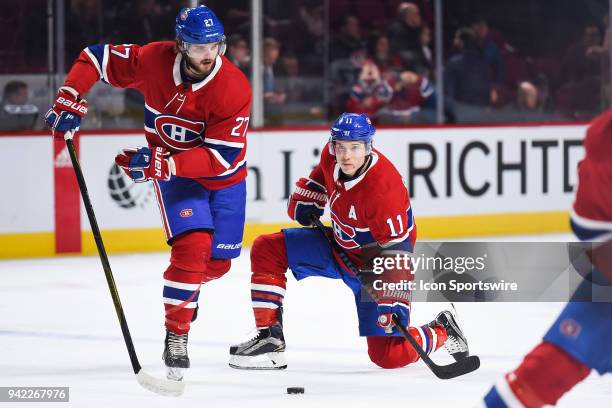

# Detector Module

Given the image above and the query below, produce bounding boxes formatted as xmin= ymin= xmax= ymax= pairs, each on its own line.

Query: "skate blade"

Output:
xmin=228 ymin=352 xmax=287 ymax=370
xmin=166 ymin=366 xmax=186 ymax=381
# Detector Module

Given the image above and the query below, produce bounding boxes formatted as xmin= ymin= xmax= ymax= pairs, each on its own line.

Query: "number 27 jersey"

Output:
xmin=64 ymin=41 xmax=252 ymax=190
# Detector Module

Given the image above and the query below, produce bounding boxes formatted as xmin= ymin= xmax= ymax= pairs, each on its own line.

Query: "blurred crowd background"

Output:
xmin=1 ymin=0 xmax=610 ymax=130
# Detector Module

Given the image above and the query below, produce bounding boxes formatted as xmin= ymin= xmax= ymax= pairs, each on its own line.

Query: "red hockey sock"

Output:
xmin=163 ymin=231 xmax=211 ymax=334
xmin=367 ymin=324 xmax=447 ymax=369
xmin=250 ymin=233 xmax=288 ymax=327
xmin=506 ymin=341 xmax=590 ymax=407
xmin=203 ymin=258 xmax=231 ymax=283
xmin=410 ymin=323 xmax=447 ymax=357
xmin=164 ymin=265 xmax=203 ymax=334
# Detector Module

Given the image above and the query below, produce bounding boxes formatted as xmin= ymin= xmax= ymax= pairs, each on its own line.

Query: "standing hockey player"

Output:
xmin=44 ymin=6 xmax=251 ymax=381
xmin=229 ymin=113 xmax=470 ymax=370
xmin=481 ymin=110 xmax=612 ymax=407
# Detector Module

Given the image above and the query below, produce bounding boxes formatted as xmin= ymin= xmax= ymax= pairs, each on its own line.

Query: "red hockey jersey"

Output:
xmin=308 ymin=145 xmax=417 ymax=265
xmin=571 ymin=109 xmax=612 ymax=234
xmin=64 ymin=41 xmax=252 ymax=190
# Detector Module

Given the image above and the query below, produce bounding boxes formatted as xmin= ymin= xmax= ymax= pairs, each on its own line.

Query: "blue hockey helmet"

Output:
xmin=329 ymin=113 xmax=376 ymax=154
xmin=175 ymin=6 xmax=226 ymax=55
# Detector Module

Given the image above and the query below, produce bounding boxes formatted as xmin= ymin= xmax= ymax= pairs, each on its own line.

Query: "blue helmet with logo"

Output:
xmin=175 ymin=5 xmax=226 ymax=54
xmin=329 ymin=112 xmax=375 ymax=154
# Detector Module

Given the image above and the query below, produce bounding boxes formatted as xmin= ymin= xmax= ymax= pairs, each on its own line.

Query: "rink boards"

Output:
xmin=0 ymin=124 xmax=586 ymax=257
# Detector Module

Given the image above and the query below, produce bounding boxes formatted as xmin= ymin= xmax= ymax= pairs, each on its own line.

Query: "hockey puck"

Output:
xmin=287 ymin=387 xmax=305 ymax=394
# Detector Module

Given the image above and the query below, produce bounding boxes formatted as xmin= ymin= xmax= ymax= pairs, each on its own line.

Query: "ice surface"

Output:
xmin=1 ymin=235 xmax=610 ymax=407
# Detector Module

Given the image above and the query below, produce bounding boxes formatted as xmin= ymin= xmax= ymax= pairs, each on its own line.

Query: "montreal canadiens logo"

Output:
xmin=154 ymin=115 xmax=205 ymax=150
xmin=331 ymin=211 xmax=359 ymax=249
xmin=180 ymin=209 xmax=193 ymax=218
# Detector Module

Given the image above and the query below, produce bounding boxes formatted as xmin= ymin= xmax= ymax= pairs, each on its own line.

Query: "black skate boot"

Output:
xmin=162 ymin=330 xmax=190 ymax=381
xmin=228 ymin=309 xmax=286 ymax=370
xmin=433 ymin=309 xmax=470 ymax=361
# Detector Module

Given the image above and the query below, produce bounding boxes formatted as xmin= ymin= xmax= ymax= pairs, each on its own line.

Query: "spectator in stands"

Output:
xmin=556 ymin=23 xmax=605 ymax=120
xmin=444 ymin=27 xmax=494 ymax=122
xmin=275 ymin=52 xmax=325 ymax=124
xmin=279 ymin=54 xmax=306 ymax=103
xmin=370 ymin=34 xmax=403 ymax=81
xmin=263 ymin=37 xmax=287 ymax=105
xmin=500 ymin=80 xmax=542 ymax=119
xmin=471 ymin=17 xmax=505 ymax=86
xmin=516 ymin=81 xmax=540 ymax=111
xmin=495 ymin=79 xmax=563 ymax=123
xmin=386 ymin=2 xmax=429 ymax=74
xmin=330 ymin=15 xmax=368 ymax=61
xmin=345 ymin=59 xmax=393 ymax=118
xmin=2 ymin=81 xmax=28 ymax=106
xmin=377 ymin=70 xmax=435 ymax=124
xmin=0 ymin=80 xmax=39 ymax=131
xmin=585 ymin=15 xmax=610 ymax=60
xmin=562 ymin=24 xmax=602 ymax=84
xmin=227 ymin=34 xmax=250 ymax=77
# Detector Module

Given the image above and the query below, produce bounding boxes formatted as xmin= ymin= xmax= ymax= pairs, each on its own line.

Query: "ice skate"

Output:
xmin=228 ymin=322 xmax=287 ymax=370
xmin=433 ymin=309 xmax=470 ymax=361
xmin=162 ymin=330 xmax=190 ymax=381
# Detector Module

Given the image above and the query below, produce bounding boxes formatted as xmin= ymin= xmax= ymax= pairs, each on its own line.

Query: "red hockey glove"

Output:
xmin=376 ymin=291 xmax=411 ymax=334
xmin=115 ymin=146 xmax=173 ymax=183
xmin=44 ymin=87 xmax=88 ymax=140
xmin=287 ymin=177 xmax=327 ymax=226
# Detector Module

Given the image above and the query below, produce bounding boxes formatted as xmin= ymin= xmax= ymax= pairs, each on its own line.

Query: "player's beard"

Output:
xmin=183 ymin=55 xmax=216 ymax=79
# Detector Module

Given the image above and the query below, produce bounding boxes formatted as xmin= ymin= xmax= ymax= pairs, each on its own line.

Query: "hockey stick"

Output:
xmin=311 ymin=217 xmax=480 ymax=379
xmin=64 ymin=132 xmax=184 ymax=396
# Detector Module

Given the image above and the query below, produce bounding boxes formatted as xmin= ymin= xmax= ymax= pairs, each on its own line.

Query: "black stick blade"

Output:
xmin=432 ymin=355 xmax=481 ymax=379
